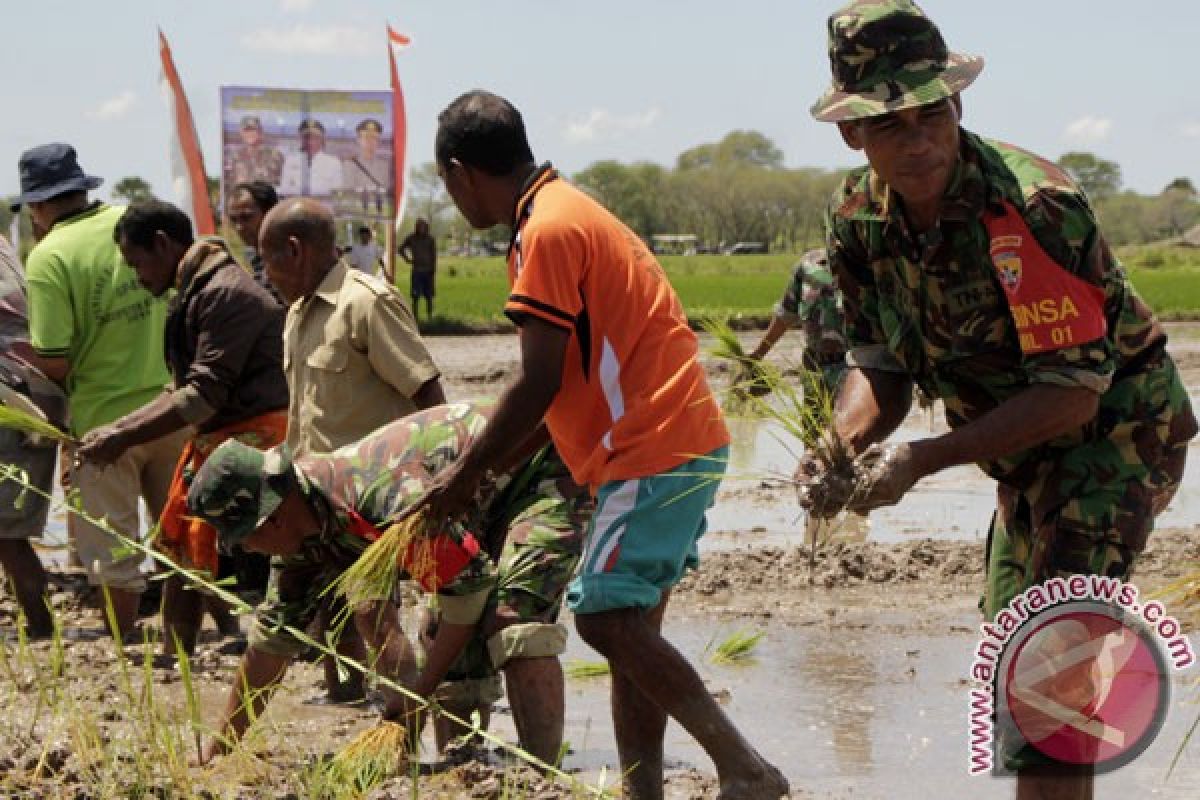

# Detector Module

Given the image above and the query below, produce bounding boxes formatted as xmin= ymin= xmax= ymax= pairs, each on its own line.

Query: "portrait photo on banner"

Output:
xmin=219 ymin=86 xmax=395 ymax=227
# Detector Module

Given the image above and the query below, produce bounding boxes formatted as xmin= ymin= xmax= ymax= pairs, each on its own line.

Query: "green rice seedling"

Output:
xmin=707 ymin=629 xmax=766 ymax=665
xmin=565 ymin=660 xmax=611 ymax=679
xmin=0 ymin=405 xmax=74 ymax=444
xmin=702 ymin=318 xmax=871 ymax=581
xmin=335 ymin=515 xmax=429 ymax=609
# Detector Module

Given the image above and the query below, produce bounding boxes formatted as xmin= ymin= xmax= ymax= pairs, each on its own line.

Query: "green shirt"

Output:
xmin=24 ymin=203 xmax=170 ymax=436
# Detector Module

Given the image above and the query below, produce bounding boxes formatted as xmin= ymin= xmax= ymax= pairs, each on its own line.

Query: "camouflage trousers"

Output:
xmin=434 ymin=478 xmax=589 ymax=706
xmin=983 ymin=439 xmax=1187 ymax=772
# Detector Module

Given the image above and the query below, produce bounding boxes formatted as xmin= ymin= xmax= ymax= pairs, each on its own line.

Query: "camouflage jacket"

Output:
xmin=826 ymin=130 xmax=1197 ymax=496
xmin=280 ymin=405 xmax=493 ymax=617
xmin=775 ymin=257 xmax=847 ymax=362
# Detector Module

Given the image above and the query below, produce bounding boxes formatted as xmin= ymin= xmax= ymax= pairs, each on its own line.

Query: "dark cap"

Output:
xmin=240 ymin=115 xmax=263 ymax=131
xmin=298 ymin=118 xmax=325 ymax=135
xmin=187 ymin=441 xmax=298 ymax=553
xmin=10 ymin=143 xmax=103 ymax=212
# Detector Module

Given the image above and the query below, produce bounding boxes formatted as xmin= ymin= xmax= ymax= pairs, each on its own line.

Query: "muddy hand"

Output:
xmin=794 ymin=455 xmax=848 ymax=518
xmin=844 ymin=442 xmax=920 ymax=513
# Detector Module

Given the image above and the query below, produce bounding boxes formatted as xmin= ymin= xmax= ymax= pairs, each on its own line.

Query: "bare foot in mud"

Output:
xmin=717 ymin=762 xmax=789 ymax=799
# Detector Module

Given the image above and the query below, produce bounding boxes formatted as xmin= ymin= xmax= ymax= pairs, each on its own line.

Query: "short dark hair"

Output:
xmin=233 ymin=181 xmax=278 ymax=213
xmin=357 ymin=225 xmax=371 ymax=235
xmin=114 ymin=201 xmax=194 ymax=249
xmin=435 ymin=90 xmax=535 ymax=176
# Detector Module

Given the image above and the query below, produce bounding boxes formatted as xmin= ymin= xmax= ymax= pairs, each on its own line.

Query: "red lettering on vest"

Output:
xmin=983 ymin=202 xmax=1106 ymax=355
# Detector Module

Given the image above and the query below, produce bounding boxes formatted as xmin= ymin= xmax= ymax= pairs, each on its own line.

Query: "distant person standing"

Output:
xmin=279 ymin=119 xmax=342 ymax=197
xmin=227 ymin=181 xmax=283 ymax=305
xmin=0 ymin=233 xmax=64 ymax=639
xmin=227 ymin=116 xmax=284 ymax=189
xmin=14 ymin=143 xmax=185 ymax=641
xmin=346 ymin=226 xmax=382 ymax=275
xmin=399 ymin=217 xmax=436 ymax=320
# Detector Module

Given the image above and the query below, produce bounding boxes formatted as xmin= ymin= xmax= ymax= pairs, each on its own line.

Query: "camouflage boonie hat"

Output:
xmin=810 ymin=0 xmax=983 ymax=123
xmin=186 ymin=441 xmax=298 ymax=552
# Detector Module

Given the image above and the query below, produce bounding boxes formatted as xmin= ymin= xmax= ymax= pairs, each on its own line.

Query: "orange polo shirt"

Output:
xmin=504 ymin=166 xmax=729 ymax=490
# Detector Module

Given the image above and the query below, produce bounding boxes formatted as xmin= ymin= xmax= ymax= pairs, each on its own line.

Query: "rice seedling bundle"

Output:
xmin=337 ymin=514 xmax=480 ymax=608
xmin=709 ymin=630 xmax=766 ymax=665
xmin=327 ymin=720 xmax=408 ymax=794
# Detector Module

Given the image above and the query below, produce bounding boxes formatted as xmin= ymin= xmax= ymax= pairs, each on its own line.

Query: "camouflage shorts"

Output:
xmin=983 ymin=439 xmax=1187 ymax=772
xmin=442 ymin=476 xmax=588 ymax=682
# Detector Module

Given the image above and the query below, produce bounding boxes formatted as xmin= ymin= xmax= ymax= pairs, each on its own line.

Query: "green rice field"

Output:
xmin=403 ymin=249 xmax=1200 ymax=332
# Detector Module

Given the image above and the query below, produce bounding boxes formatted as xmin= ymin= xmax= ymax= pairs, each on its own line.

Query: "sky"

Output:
xmin=3 ymin=0 xmax=1198 ymax=204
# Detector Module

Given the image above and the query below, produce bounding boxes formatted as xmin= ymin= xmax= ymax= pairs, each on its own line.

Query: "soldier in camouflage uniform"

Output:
xmin=800 ymin=2 xmax=1197 ymax=793
xmin=740 ymin=247 xmax=848 ymax=405
xmin=226 ymin=116 xmax=284 ymax=189
xmin=187 ymin=403 xmax=586 ymax=766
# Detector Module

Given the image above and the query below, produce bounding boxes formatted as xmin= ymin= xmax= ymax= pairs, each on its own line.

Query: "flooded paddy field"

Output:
xmin=2 ymin=325 xmax=1197 ymax=798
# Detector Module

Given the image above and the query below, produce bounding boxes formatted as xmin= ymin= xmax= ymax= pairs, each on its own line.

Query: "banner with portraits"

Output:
xmin=219 ymin=87 xmax=395 ymax=224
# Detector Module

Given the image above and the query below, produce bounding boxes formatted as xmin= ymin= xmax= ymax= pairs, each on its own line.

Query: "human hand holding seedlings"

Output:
xmin=796 ymin=442 xmax=924 ymax=515
xmin=840 ymin=442 xmax=922 ymax=512
xmin=76 ymin=424 xmax=133 ymax=467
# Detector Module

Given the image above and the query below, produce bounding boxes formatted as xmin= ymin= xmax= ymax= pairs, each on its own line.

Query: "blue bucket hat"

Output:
xmin=10 ymin=143 xmax=103 ymax=212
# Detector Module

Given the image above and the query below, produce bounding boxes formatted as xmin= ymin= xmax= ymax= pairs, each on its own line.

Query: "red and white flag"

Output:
xmin=388 ymin=26 xmax=411 ymax=229
xmin=159 ymin=30 xmax=215 ymax=235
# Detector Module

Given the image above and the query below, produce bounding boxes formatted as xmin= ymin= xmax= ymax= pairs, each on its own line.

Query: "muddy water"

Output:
xmin=548 ymin=605 xmax=1200 ymax=799
xmin=709 ymin=390 xmax=1200 ymax=550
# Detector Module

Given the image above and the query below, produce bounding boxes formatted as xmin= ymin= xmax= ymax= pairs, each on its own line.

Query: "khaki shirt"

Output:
xmin=283 ymin=260 xmax=438 ymax=457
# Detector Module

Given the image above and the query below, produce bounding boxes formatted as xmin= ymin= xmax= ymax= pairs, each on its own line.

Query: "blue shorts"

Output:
xmin=567 ymin=447 xmax=727 ymax=615
xmin=411 ymin=271 xmax=435 ymax=299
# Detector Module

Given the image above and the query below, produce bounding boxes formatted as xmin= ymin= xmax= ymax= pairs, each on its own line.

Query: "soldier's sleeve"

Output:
xmin=773 ymin=262 xmax=805 ymax=324
xmin=826 ymin=208 xmax=904 ymax=373
xmin=1016 ymin=188 xmax=1118 ymax=394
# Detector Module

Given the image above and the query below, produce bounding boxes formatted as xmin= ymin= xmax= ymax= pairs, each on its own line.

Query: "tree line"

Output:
xmin=3 ymin=134 xmax=1196 ymax=261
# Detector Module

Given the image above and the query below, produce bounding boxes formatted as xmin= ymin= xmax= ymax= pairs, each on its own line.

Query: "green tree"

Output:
xmin=1057 ymin=152 xmax=1122 ymax=200
xmin=111 ymin=176 xmax=156 ymax=205
xmin=677 ymin=130 xmax=783 ymax=171
xmin=1163 ymin=177 xmax=1196 ymax=197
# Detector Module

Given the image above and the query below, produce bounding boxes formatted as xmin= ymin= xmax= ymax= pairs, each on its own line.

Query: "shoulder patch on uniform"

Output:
xmin=349 ymin=270 xmax=394 ymax=298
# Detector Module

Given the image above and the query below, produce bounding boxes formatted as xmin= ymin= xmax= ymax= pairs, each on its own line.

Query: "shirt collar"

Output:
xmin=175 ymin=237 xmax=233 ymax=295
xmin=512 ymin=162 xmax=558 ymax=226
xmin=311 ymin=259 xmax=349 ymax=306
xmin=48 ymin=200 xmax=104 ymax=233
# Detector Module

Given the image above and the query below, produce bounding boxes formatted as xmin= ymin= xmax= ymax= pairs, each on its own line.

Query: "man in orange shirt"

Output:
xmin=416 ymin=90 xmax=787 ymax=800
